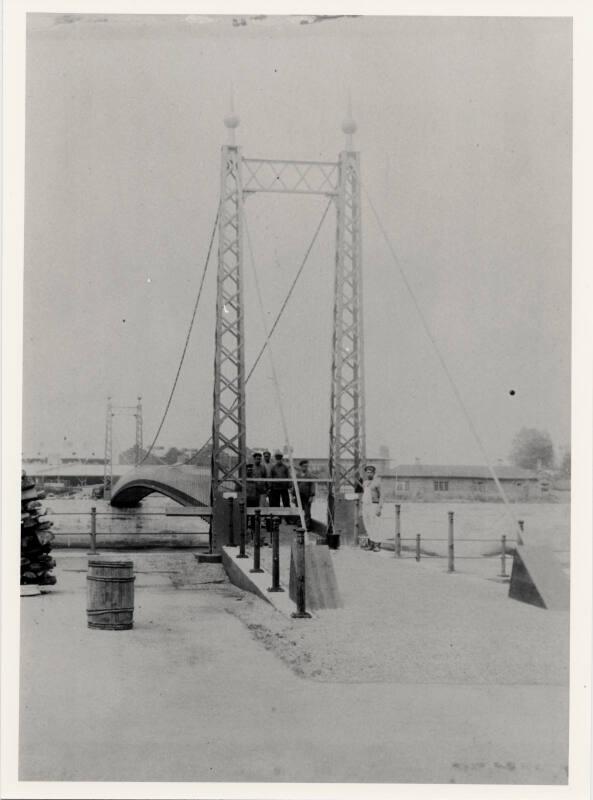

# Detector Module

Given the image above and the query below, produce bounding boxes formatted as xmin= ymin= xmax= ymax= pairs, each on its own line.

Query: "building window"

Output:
xmin=433 ymin=480 xmax=449 ymax=491
xmin=473 ymin=480 xmax=484 ymax=493
xmin=395 ymin=480 xmax=410 ymax=492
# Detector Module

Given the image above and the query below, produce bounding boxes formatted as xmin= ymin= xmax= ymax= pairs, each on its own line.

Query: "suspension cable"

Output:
xmin=140 ymin=204 xmax=220 ymax=465
xmin=184 ymin=197 xmax=332 ymax=466
xmin=243 ymin=209 xmax=307 ymax=532
xmin=362 ymin=183 xmax=524 ymax=545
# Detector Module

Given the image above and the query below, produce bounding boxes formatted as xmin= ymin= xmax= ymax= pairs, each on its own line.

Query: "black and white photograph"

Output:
xmin=1 ymin=2 xmax=592 ymax=798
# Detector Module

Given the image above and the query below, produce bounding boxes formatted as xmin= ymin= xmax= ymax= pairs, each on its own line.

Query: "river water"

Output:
xmin=45 ymin=492 xmax=209 ymax=549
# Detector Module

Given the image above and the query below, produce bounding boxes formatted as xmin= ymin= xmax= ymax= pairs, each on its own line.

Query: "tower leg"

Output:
xmin=329 ymin=149 xmax=366 ymax=525
xmin=210 ymin=145 xmax=247 ymax=552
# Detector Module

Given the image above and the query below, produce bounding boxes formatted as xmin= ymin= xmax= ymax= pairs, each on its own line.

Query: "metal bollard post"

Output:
xmin=447 ymin=511 xmax=455 ymax=573
xmin=227 ymin=496 xmax=235 ymax=547
xmin=250 ymin=509 xmax=264 ymax=573
xmin=291 ymin=527 xmax=311 ymax=617
xmin=499 ymin=534 xmax=509 ymax=578
xmin=395 ymin=504 xmax=401 ymax=557
xmin=267 ymin=517 xmax=284 ymax=592
xmin=88 ymin=506 xmax=97 ymax=554
xmin=236 ymin=498 xmax=248 ymax=558
xmin=415 ymin=533 xmax=421 ymax=562
xmin=353 ymin=497 xmax=360 ymax=547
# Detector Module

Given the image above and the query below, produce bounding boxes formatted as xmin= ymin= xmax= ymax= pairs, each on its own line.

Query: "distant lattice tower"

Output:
xmin=103 ymin=396 xmax=145 ymax=499
xmin=135 ymin=396 xmax=143 ymax=466
xmin=103 ymin=397 xmax=113 ymax=498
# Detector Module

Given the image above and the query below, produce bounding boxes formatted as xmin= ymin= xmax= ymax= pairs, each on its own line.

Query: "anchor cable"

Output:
xmin=362 ymin=183 xmax=524 ymax=544
xmin=184 ymin=198 xmax=332 ymax=466
xmin=140 ymin=204 xmax=220 ymax=465
xmin=243 ymin=209 xmax=307 ymax=532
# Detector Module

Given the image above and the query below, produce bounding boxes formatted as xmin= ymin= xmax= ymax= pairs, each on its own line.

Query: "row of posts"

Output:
xmin=235 ymin=500 xmax=310 ymax=619
xmin=392 ymin=504 xmax=522 ymax=578
xmin=88 ymin=498 xmax=311 ymax=618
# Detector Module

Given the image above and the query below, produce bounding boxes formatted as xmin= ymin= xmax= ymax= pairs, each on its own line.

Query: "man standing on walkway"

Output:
xmin=269 ymin=450 xmax=291 ymax=509
xmin=251 ymin=451 xmax=269 ymax=506
xmin=296 ymin=459 xmax=316 ymax=530
xmin=245 ymin=464 xmax=260 ymax=508
xmin=360 ymin=464 xmax=384 ymax=551
xmin=262 ymin=449 xmax=273 ymax=477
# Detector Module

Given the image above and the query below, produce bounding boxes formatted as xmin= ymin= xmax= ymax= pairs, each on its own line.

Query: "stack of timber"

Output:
xmin=21 ymin=471 xmax=56 ymax=589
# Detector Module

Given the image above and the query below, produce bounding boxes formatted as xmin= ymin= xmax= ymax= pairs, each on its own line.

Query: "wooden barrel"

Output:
xmin=87 ymin=559 xmax=135 ymax=630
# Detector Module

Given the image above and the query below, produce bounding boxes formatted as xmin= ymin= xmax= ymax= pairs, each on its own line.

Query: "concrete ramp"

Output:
xmin=289 ymin=542 xmax=342 ymax=610
xmin=509 ymin=545 xmax=569 ymax=611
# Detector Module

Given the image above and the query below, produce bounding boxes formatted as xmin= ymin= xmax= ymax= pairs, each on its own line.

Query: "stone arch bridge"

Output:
xmin=110 ymin=465 xmax=210 ymax=508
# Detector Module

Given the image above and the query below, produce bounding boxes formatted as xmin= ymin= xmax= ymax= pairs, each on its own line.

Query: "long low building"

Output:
xmin=22 ymin=463 xmax=125 ymax=488
xmin=379 ymin=464 xmax=543 ymax=502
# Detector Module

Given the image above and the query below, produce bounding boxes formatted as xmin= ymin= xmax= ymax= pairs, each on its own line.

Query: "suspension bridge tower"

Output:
xmin=103 ymin=396 xmax=144 ymax=498
xmin=209 ymin=101 xmax=366 ymax=550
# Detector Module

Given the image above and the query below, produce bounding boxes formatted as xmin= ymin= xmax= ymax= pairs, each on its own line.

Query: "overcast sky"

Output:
xmin=22 ymin=13 xmax=571 ymax=465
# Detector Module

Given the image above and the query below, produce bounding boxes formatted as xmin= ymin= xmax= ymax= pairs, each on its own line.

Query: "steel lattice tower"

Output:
xmin=329 ymin=134 xmax=366 ymax=492
xmin=209 ymin=103 xmax=365 ymax=549
xmin=210 ymin=110 xmax=247 ymax=551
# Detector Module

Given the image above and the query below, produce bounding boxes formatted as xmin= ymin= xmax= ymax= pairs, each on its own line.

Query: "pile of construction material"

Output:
xmin=21 ymin=471 xmax=56 ymax=588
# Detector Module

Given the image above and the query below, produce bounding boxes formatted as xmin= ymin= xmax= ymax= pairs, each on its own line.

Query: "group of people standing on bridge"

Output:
xmin=244 ymin=451 xmax=386 ymax=549
xmin=245 ymin=449 xmax=316 ymax=528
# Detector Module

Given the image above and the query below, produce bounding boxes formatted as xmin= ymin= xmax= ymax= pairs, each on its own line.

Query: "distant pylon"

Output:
xmin=103 ymin=397 xmax=113 ymax=498
xmin=135 ymin=396 xmax=143 ymax=466
xmin=103 ymin=396 xmax=145 ymax=500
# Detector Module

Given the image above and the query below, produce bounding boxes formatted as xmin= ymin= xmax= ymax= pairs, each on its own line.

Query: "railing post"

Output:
xmin=499 ymin=534 xmax=509 ymax=578
xmin=395 ymin=503 xmax=401 ymax=557
xmin=447 ymin=511 xmax=455 ymax=573
xmin=227 ymin=496 xmax=235 ymax=547
xmin=88 ymin=506 xmax=97 ymax=554
xmin=250 ymin=509 xmax=264 ymax=574
xmin=353 ymin=497 xmax=360 ymax=547
xmin=291 ymin=527 xmax=311 ymax=617
xmin=415 ymin=533 xmax=421 ymax=562
xmin=267 ymin=516 xmax=284 ymax=592
xmin=236 ymin=498 xmax=247 ymax=558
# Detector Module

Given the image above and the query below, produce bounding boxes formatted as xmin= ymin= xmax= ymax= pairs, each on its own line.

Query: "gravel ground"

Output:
xmin=236 ymin=530 xmax=568 ymax=686
xmin=17 ymin=550 xmax=569 ymax=784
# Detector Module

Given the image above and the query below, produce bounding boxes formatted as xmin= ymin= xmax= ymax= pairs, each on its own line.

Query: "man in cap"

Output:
xmin=245 ymin=464 xmax=260 ymax=508
xmin=359 ymin=464 xmax=383 ymax=551
xmin=251 ymin=451 xmax=269 ymax=505
xmin=269 ymin=450 xmax=291 ymax=509
xmin=261 ymin=449 xmax=273 ymax=477
xmin=296 ymin=459 xmax=316 ymax=529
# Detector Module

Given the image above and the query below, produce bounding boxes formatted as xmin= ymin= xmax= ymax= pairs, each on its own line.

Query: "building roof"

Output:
xmin=381 ymin=464 xmax=538 ymax=481
xmin=23 ymin=464 xmax=127 ymax=479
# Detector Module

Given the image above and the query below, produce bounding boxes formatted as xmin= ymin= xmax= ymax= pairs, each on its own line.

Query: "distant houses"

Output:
xmin=379 ymin=464 xmax=548 ymax=501
xmin=21 ymin=450 xmax=569 ymax=501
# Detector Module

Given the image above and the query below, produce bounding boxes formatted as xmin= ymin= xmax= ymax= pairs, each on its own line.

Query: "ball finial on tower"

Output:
xmin=224 ymin=83 xmax=240 ymax=145
xmin=342 ymin=118 xmax=357 ymax=135
xmin=342 ymin=91 xmax=357 ymax=149
xmin=224 ymin=113 xmax=240 ymax=130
